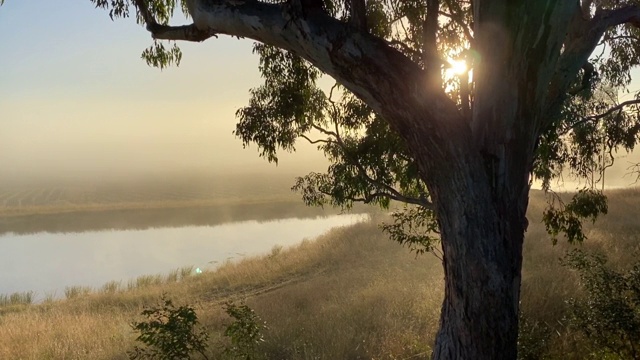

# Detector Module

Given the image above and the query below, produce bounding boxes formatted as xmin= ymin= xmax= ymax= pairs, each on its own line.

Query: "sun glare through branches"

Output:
xmin=446 ymin=58 xmax=468 ymax=76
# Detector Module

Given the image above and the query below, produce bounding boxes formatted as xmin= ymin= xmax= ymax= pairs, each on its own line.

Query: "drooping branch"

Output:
xmin=562 ymin=99 xmax=640 ymax=133
xmin=311 ymin=122 xmax=434 ymax=209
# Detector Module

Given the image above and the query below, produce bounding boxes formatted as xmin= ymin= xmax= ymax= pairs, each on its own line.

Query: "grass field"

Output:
xmin=0 ymin=188 xmax=638 ymax=359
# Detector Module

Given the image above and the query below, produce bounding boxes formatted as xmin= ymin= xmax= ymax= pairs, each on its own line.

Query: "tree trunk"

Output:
xmin=422 ymin=150 xmax=530 ymax=359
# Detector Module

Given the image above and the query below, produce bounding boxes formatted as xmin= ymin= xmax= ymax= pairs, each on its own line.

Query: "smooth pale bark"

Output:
xmin=131 ymin=0 xmax=640 ymax=358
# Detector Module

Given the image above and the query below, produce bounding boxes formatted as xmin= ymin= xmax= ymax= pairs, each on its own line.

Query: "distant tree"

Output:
xmin=12 ymin=0 xmax=640 ymax=358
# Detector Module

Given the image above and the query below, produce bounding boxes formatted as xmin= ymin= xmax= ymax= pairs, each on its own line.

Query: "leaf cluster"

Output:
xmin=91 ymin=0 xmax=188 ymax=67
xmin=235 ymin=44 xmax=325 ymax=163
xmin=380 ymin=205 xmax=441 ymax=258
xmin=542 ymin=189 xmax=608 ymax=244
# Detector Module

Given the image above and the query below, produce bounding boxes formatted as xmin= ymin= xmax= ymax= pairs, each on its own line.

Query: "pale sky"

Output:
xmin=0 ymin=0 xmax=327 ymax=184
xmin=0 ymin=1 xmax=638 ymax=188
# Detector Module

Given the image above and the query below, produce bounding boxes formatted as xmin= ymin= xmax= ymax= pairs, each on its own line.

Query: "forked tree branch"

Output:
xmin=545 ymin=4 xmax=640 ymax=128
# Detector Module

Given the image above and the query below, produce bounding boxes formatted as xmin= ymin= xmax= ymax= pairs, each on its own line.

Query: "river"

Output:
xmin=0 ymin=214 xmax=368 ymax=300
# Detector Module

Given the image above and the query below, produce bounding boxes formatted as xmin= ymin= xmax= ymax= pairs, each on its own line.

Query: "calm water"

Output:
xmin=0 ymin=214 xmax=368 ymax=299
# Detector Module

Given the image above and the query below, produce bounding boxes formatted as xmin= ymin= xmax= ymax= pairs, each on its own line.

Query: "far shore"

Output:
xmin=0 ymin=199 xmax=372 ymax=235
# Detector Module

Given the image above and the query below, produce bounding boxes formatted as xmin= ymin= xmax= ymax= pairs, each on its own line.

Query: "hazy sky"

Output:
xmin=0 ymin=1 xmax=639 ymax=187
xmin=0 ymin=0 xmax=328 ymax=183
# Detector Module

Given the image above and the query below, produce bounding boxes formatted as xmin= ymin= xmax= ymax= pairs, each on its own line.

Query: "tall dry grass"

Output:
xmin=0 ymin=188 xmax=638 ymax=359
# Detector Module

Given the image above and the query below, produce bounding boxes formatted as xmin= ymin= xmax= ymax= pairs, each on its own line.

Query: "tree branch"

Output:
xmin=129 ymin=0 xmax=464 ymax=159
xmin=440 ymin=0 xmax=474 ymax=45
xmin=350 ymin=0 xmax=367 ymax=32
xmin=300 ymin=134 xmax=330 ymax=145
xmin=131 ymin=0 xmax=216 ymax=41
xmin=132 ymin=0 xmax=155 ymax=25
xmin=545 ymin=4 xmax=640 ymax=129
xmin=600 ymin=5 xmax=640 ymax=29
xmin=330 ymin=123 xmax=433 ymax=209
xmin=562 ymin=99 xmax=640 ymax=134
xmin=148 ymin=23 xmax=217 ymax=41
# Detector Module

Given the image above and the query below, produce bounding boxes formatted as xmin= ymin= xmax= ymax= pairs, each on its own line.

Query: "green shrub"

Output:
xmin=562 ymin=249 xmax=640 ymax=360
xmin=223 ymin=301 xmax=267 ymax=360
xmin=128 ymin=294 xmax=210 ymax=360
xmin=128 ymin=295 xmax=267 ymax=360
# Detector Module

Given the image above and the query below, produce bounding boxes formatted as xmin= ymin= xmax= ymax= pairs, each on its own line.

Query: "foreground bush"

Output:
xmin=128 ymin=295 xmax=266 ymax=360
xmin=562 ymin=249 xmax=640 ymax=360
xmin=128 ymin=294 xmax=210 ymax=360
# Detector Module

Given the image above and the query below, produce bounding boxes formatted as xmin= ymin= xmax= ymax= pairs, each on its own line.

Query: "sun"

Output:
xmin=446 ymin=58 xmax=468 ymax=76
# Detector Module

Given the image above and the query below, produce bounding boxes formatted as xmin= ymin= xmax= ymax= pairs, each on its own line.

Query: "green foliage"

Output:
xmin=234 ymin=44 xmax=325 ymax=164
xmin=90 ymin=0 xmax=187 ymax=68
xmin=223 ymin=301 xmax=267 ymax=360
xmin=141 ymin=41 xmax=183 ymax=69
xmin=128 ymin=294 xmax=210 ymax=360
xmin=91 ymin=0 xmax=185 ymax=24
xmin=562 ymin=250 xmax=640 ymax=360
xmin=127 ymin=295 xmax=267 ymax=360
xmin=542 ymin=189 xmax=608 ymax=244
xmin=381 ymin=205 xmax=440 ymax=257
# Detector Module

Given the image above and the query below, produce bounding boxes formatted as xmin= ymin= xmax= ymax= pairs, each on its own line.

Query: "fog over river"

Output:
xmin=0 ymin=214 xmax=368 ymax=300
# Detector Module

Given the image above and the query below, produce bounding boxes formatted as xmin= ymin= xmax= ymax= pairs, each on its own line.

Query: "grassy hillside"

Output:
xmin=0 ymin=188 xmax=639 ymax=359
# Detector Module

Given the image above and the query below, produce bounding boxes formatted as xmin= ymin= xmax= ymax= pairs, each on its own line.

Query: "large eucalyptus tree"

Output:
xmin=33 ymin=0 xmax=640 ymax=358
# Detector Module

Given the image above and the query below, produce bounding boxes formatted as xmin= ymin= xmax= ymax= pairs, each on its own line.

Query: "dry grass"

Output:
xmin=0 ymin=187 xmax=638 ymax=359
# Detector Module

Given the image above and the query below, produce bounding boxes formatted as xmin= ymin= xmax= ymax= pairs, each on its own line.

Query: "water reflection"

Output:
xmin=0 ymin=214 xmax=368 ymax=299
